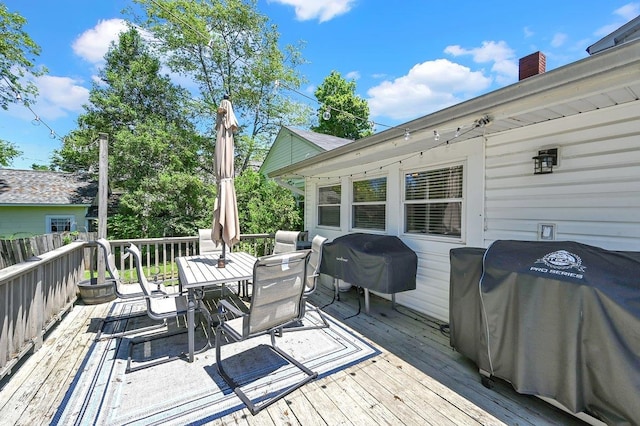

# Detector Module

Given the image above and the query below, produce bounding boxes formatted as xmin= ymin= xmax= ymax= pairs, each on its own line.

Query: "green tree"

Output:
xmin=129 ymin=0 xmax=311 ymax=173
xmin=311 ymin=70 xmax=373 ymax=140
xmin=52 ymin=28 xmax=211 ymax=238
xmin=0 ymin=138 xmax=21 ymax=166
xmin=235 ymin=168 xmax=302 ymax=235
xmin=0 ymin=4 xmax=46 ymax=109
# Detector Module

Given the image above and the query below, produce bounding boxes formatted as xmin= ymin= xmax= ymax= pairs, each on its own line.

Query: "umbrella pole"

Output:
xmin=218 ymin=241 xmax=226 ymax=268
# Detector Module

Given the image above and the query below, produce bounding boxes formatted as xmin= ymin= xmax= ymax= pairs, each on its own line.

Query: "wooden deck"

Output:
xmin=0 ymin=284 xmax=588 ymax=425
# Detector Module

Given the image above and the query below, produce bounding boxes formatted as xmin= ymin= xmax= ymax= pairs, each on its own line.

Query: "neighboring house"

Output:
xmin=269 ymin=25 xmax=640 ymax=321
xmin=0 ymin=169 xmax=98 ymax=238
xmin=260 ymin=126 xmax=352 ymax=195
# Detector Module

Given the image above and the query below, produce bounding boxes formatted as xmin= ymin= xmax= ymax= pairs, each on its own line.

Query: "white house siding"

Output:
xmin=305 ymin=137 xmax=485 ymax=322
xmin=484 ymin=100 xmax=640 ymax=251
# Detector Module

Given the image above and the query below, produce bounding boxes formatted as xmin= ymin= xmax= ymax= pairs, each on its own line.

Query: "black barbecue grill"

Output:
xmin=320 ymin=233 xmax=417 ymax=315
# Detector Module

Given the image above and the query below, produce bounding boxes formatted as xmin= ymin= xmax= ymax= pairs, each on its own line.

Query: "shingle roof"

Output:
xmin=285 ymin=126 xmax=353 ymax=151
xmin=0 ymin=169 xmax=98 ymax=205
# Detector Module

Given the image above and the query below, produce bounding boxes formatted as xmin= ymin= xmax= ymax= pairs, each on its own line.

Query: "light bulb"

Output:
xmin=49 ymin=130 xmax=56 ymax=139
xmin=404 ymin=130 xmax=410 ymax=141
xmin=455 ymin=127 xmax=461 ymax=137
xmin=322 ymin=109 xmax=331 ymax=120
xmin=434 ymin=130 xmax=440 ymax=141
xmin=31 ymin=117 xmax=41 ymax=126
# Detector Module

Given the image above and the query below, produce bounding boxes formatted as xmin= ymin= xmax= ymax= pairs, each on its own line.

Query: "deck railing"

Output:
xmin=0 ymin=242 xmax=84 ymax=380
xmin=95 ymin=233 xmax=277 ymax=283
xmin=0 ymin=232 xmax=290 ymax=380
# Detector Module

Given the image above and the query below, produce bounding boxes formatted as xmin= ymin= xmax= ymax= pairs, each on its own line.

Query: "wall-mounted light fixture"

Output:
xmin=533 ymin=148 xmax=558 ymax=174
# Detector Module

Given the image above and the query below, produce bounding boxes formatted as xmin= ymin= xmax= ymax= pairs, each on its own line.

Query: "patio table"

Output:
xmin=175 ymin=251 xmax=256 ymax=362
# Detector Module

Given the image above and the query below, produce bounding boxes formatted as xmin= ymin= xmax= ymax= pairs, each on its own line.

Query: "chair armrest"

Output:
xmin=218 ymin=299 xmax=245 ymax=317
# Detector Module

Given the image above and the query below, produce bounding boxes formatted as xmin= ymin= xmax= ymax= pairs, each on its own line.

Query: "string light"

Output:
xmin=433 ymin=130 xmax=440 ymax=141
xmin=322 ymin=107 xmax=331 ymax=120
xmin=284 ymin=113 xmax=493 ymax=181
xmin=3 ymin=76 xmax=63 ymax=142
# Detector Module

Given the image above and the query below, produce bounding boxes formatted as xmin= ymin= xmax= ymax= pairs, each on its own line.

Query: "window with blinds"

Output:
xmin=352 ymin=177 xmax=387 ymax=230
xmin=404 ymin=165 xmax=463 ymax=237
xmin=318 ymin=184 xmax=341 ymax=227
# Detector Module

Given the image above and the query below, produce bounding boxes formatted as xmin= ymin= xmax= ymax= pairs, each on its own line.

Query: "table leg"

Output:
xmin=187 ymin=288 xmax=195 ymax=362
xmin=364 ymin=288 xmax=370 ymax=314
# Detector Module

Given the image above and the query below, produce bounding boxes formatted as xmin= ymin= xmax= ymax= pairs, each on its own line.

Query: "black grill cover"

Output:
xmin=479 ymin=240 xmax=640 ymax=425
xmin=449 ymin=247 xmax=486 ymax=365
xmin=320 ymin=233 xmax=417 ymax=294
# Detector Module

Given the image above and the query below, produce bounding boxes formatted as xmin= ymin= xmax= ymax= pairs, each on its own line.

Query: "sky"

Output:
xmin=1 ymin=0 xmax=638 ymax=170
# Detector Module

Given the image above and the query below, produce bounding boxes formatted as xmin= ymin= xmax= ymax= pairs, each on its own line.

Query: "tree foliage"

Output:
xmin=52 ymin=28 xmax=212 ymax=238
xmin=128 ymin=0 xmax=311 ymax=172
xmin=0 ymin=4 xmax=45 ymax=109
xmin=0 ymin=138 xmax=21 ymax=167
xmin=311 ymin=70 xmax=373 ymax=140
xmin=234 ymin=168 xmax=302 ymax=234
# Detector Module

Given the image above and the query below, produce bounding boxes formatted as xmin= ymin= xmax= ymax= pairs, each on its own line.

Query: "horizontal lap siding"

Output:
xmin=306 ymin=139 xmax=484 ymax=322
xmin=484 ymin=101 xmax=640 ymax=251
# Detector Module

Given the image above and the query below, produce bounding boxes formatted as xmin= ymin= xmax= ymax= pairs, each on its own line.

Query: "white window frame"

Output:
xmin=317 ymin=183 xmax=342 ymax=228
xmin=351 ymin=175 xmax=387 ymax=231
xmin=402 ymin=163 xmax=464 ymax=240
xmin=46 ymin=215 xmax=76 ymax=233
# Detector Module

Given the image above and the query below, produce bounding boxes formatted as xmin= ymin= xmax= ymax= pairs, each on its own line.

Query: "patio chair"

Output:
xmin=214 ymin=250 xmax=317 ymax=415
xmin=272 ymin=230 xmax=301 ymax=254
xmin=199 ymin=228 xmax=223 ymax=255
xmin=125 ymin=243 xmax=213 ymax=373
xmin=94 ymin=238 xmax=167 ymax=341
xmin=296 ymin=234 xmax=330 ymax=330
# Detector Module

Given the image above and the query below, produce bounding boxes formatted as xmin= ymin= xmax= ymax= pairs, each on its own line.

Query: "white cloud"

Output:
xmin=445 ymin=40 xmax=518 ymax=82
xmin=367 ymin=59 xmax=491 ymax=121
xmin=615 ymin=2 xmax=640 ymax=20
xmin=72 ymin=19 xmax=129 ymax=64
xmin=595 ymin=3 xmax=640 ymax=36
xmin=345 ymin=71 xmax=360 ymax=80
xmin=34 ymin=75 xmax=90 ymax=120
xmin=523 ymin=27 xmax=534 ymax=38
xmin=268 ymin=0 xmax=355 ymax=22
xmin=551 ymin=33 xmax=568 ymax=48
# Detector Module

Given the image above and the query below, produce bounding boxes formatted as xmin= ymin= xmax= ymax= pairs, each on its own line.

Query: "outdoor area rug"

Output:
xmin=51 ymin=299 xmax=380 ymax=425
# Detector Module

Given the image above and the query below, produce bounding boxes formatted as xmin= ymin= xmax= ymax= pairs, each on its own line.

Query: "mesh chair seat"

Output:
xmin=215 ymin=250 xmax=317 ymax=415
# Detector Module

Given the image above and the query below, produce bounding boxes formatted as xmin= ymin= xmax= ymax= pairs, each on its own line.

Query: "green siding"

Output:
xmin=261 ymin=131 xmax=323 ymax=177
xmin=0 ymin=206 xmax=89 ymax=238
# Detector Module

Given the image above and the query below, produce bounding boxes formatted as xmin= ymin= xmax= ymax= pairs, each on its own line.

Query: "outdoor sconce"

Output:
xmin=533 ymin=148 xmax=558 ymax=174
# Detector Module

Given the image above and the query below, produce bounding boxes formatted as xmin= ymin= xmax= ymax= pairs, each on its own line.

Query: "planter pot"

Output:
xmin=78 ymin=278 xmax=117 ymax=304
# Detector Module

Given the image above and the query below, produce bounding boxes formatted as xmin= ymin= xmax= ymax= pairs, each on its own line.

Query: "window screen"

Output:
xmin=352 ymin=177 xmax=387 ymax=230
xmin=318 ymin=184 xmax=341 ymax=227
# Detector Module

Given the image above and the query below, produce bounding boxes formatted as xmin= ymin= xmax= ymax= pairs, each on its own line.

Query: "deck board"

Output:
xmin=0 ymin=284 xmax=590 ymax=425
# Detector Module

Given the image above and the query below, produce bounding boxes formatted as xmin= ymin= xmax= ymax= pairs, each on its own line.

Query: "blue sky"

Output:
xmin=1 ymin=0 xmax=638 ymax=170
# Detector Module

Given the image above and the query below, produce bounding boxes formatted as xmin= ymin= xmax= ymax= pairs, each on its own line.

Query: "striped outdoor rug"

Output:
xmin=51 ymin=300 xmax=379 ymax=425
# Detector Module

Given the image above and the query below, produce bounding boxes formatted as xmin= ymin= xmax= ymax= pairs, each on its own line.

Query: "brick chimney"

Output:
xmin=519 ymin=51 xmax=546 ymax=80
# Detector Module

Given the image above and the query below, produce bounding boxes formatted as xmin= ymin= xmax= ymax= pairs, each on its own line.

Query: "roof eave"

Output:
xmin=270 ymin=39 xmax=640 ymax=178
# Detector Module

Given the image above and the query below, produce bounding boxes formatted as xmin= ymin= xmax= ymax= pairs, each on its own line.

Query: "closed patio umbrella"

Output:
xmin=211 ymin=95 xmax=240 ymax=266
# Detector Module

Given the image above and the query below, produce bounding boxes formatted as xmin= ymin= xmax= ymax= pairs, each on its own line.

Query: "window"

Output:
xmin=46 ymin=215 xmax=75 ymax=233
xmin=404 ymin=165 xmax=463 ymax=238
xmin=318 ymin=184 xmax=341 ymax=227
xmin=352 ymin=177 xmax=387 ymax=230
